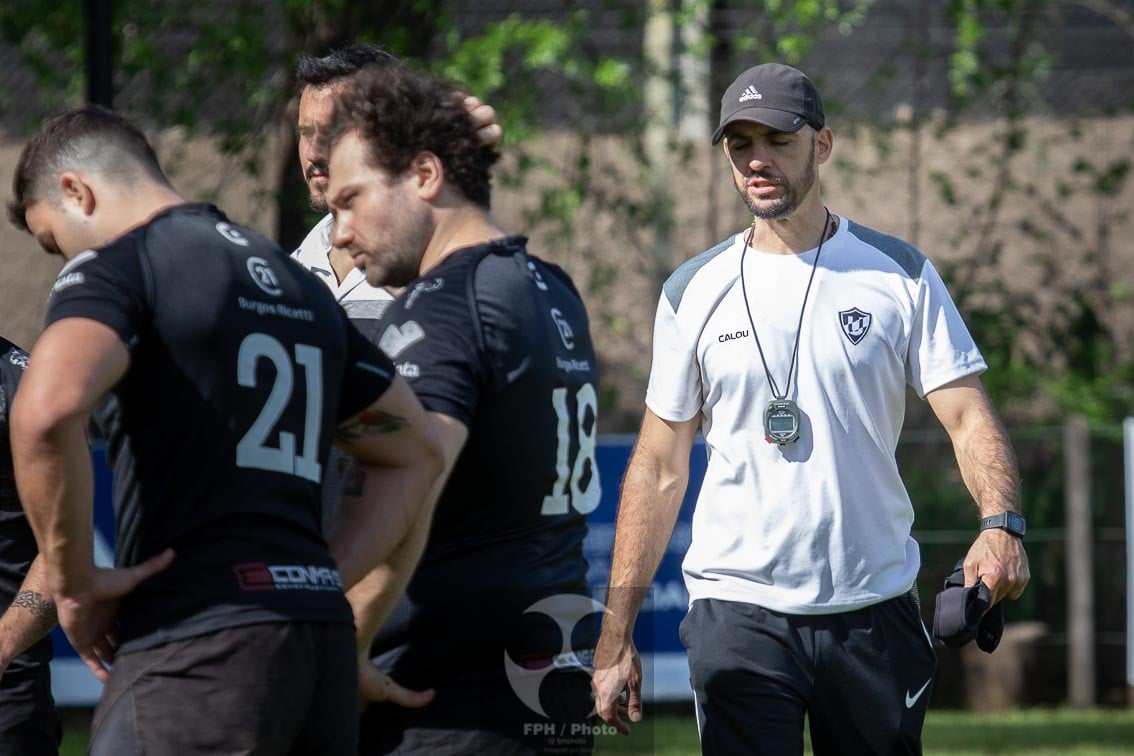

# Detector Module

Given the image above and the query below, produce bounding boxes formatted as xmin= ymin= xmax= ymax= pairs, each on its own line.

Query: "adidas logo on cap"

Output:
xmin=738 ymin=85 xmax=763 ymax=103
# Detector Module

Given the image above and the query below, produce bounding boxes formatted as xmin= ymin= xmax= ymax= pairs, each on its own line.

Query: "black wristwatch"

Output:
xmin=980 ymin=512 xmax=1026 ymax=538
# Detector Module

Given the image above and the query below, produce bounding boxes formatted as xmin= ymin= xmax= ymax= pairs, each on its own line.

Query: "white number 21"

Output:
xmin=236 ymin=333 xmax=323 ymax=483
xmin=541 ymin=382 xmax=601 ymax=516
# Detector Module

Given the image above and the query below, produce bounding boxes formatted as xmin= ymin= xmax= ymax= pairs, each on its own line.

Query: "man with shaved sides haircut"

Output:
xmin=8 ymin=105 xmax=442 ymax=755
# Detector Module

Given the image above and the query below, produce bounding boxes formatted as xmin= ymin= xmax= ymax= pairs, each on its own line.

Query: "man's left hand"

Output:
xmin=963 ymin=529 xmax=1029 ymax=605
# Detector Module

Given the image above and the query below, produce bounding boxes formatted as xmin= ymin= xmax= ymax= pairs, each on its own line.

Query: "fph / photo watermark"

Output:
xmin=503 ymin=591 xmax=657 ymax=755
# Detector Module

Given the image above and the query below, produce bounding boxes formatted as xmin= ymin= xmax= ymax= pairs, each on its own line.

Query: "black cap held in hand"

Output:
xmin=932 ymin=560 xmax=1005 ymax=654
xmin=712 ymin=63 xmax=825 ymax=144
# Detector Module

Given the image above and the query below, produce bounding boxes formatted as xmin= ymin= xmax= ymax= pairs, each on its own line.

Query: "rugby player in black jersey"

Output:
xmin=7 ymin=106 xmax=443 ymax=754
xmin=0 ymin=338 xmax=61 ymax=756
xmin=326 ymin=64 xmax=602 ymax=755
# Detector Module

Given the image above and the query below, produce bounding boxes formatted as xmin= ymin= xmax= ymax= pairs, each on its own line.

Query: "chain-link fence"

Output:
xmin=901 ymin=419 xmax=1130 ymax=708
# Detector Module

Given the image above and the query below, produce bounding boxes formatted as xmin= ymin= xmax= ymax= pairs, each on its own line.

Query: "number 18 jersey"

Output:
xmin=44 ymin=203 xmax=395 ymax=653
xmin=371 ymin=236 xmax=600 ymax=684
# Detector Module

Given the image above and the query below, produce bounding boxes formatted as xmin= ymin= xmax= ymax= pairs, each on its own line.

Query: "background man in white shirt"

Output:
xmin=591 ymin=62 xmax=1030 ymax=756
xmin=291 ymin=45 xmax=501 ymax=330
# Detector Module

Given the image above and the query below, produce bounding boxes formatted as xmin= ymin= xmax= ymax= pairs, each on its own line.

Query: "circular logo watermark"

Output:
xmin=503 ymin=593 xmax=605 ymax=718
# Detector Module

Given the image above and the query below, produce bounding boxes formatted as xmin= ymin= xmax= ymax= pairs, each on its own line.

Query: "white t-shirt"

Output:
xmin=292 ymin=213 xmax=394 ymax=531
xmin=291 ymin=213 xmax=393 ymax=321
xmin=647 ymin=218 xmax=986 ymax=615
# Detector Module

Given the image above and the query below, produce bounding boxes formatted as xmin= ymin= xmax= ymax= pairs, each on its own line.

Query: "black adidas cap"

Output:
xmin=712 ymin=63 xmax=825 ymax=144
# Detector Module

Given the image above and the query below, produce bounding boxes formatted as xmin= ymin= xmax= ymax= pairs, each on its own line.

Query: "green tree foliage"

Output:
xmin=0 ymin=0 xmax=637 ymax=246
xmin=3 ymin=1 xmax=1129 ymax=432
xmin=933 ymin=0 xmax=1134 ymax=430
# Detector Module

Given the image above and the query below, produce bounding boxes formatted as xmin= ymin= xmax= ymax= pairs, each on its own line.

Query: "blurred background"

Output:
xmin=1 ymin=0 xmax=1133 ymax=749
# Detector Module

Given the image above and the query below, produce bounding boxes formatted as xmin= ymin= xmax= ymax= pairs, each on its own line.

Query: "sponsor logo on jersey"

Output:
xmin=504 ymin=593 xmax=605 ymax=718
xmin=556 ymin=356 xmax=592 ymax=374
xmin=379 ymin=321 xmax=425 ymax=358
xmin=216 ymin=221 xmax=250 ymax=247
xmin=527 ymin=260 xmax=550 ymax=291
xmin=237 ymin=297 xmax=314 ymax=321
xmin=404 ymin=278 xmax=444 ymax=310
xmin=247 ymin=257 xmax=283 ymax=296
xmin=51 ymin=272 xmax=85 ymax=295
xmin=551 ymin=308 xmax=575 ymax=350
xmin=233 ymin=562 xmax=343 ymax=592
xmin=397 ymin=362 xmax=420 ymax=378
xmin=51 ymin=250 xmax=97 ymax=296
xmin=839 ymin=307 xmax=872 ymax=345
xmin=717 ymin=330 xmax=749 ymax=343
xmin=8 ymin=350 xmax=28 ymax=370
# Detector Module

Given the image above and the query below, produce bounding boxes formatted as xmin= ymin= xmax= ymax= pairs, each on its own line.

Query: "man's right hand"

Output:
xmin=463 ymin=96 xmax=503 ymax=149
xmin=591 ymin=635 xmax=643 ymax=735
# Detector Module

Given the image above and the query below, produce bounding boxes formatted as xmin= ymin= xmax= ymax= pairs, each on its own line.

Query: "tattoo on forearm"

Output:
xmin=335 ymin=409 xmax=408 ymax=443
xmin=11 ymin=590 xmax=57 ymax=628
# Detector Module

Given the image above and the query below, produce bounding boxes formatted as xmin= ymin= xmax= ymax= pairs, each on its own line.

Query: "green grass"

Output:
xmin=60 ymin=707 xmax=1134 ymax=755
xmin=592 ymin=708 xmax=1134 ymax=755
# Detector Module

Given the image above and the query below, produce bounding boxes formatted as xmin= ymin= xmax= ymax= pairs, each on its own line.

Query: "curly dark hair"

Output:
xmin=7 ymin=105 xmax=167 ymax=232
xmin=295 ymin=44 xmax=398 ymax=90
xmin=330 ymin=63 xmax=500 ymax=209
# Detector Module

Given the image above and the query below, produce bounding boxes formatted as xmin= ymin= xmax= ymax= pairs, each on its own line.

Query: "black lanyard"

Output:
xmin=738 ymin=208 xmax=832 ymax=401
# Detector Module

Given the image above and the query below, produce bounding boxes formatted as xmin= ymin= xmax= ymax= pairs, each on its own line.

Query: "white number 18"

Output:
xmin=541 ymin=382 xmax=601 ymax=516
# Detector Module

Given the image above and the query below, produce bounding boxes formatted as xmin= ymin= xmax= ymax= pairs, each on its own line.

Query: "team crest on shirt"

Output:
xmin=839 ymin=307 xmax=872 ymax=345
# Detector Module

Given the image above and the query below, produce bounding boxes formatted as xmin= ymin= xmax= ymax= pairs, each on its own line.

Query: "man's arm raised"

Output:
xmin=593 ymin=409 xmax=698 ymax=735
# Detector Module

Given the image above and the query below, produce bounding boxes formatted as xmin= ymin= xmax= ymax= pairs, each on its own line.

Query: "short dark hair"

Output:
xmin=330 ymin=63 xmax=500 ymax=209
xmin=296 ymin=45 xmax=398 ymax=89
xmin=7 ymin=106 xmax=167 ymax=231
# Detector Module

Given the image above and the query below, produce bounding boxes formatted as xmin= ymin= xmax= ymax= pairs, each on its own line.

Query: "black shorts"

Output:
xmin=0 ymin=663 xmax=61 ymax=756
xmin=89 ymin=621 xmax=357 ymax=756
xmin=681 ymin=592 xmax=936 ymax=756
xmin=358 ymin=668 xmax=595 ymax=756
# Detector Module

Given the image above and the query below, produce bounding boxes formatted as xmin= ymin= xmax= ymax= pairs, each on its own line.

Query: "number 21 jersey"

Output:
xmin=44 ymin=203 xmax=394 ymax=653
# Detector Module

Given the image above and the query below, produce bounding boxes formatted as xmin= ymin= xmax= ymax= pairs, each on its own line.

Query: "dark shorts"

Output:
xmin=358 ymin=668 xmax=595 ymax=756
xmin=0 ymin=663 xmax=61 ymax=756
xmin=90 ymin=621 xmax=357 ymax=756
xmin=681 ymin=592 xmax=936 ymax=756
